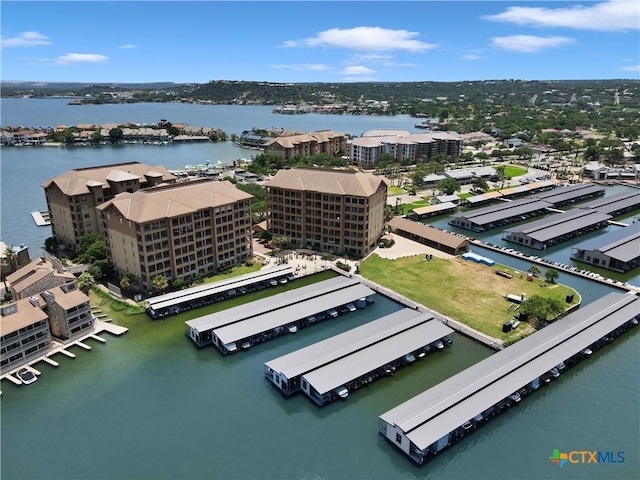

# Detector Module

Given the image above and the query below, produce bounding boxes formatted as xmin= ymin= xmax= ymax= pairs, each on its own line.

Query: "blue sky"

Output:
xmin=2 ymin=1 xmax=639 ymax=83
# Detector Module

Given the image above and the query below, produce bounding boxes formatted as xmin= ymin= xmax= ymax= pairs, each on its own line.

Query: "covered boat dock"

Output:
xmin=388 ymin=217 xmax=470 ymax=255
xmin=449 ymin=198 xmax=552 ymax=232
xmin=146 ymin=265 xmax=293 ymax=319
xmin=264 ymin=309 xmax=453 ymax=401
xmin=577 ymin=191 xmax=640 ymax=217
xmin=530 ymin=183 xmax=605 ymax=207
xmin=379 ymin=292 xmax=639 ymax=465
xmin=503 ymin=209 xmax=612 ymax=250
xmin=570 ymin=223 xmax=640 ymax=273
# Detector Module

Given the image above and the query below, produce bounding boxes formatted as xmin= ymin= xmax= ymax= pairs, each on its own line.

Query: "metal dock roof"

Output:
xmin=573 ymin=223 xmax=640 ymax=262
xmin=185 ymin=276 xmax=357 ymax=333
xmin=577 ymin=191 xmax=640 ymax=215
xmin=530 ymin=183 xmax=604 ymax=206
xmin=213 ymin=283 xmax=375 ymax=345
xmin=452 ymin=198 xmax=552 ymax=226
xmin=265 ymin=309 xmax=433 ymax=379
xmin=303 ymin=320 xmax=454 ymax=395
xmin=401 ymin=294 xmax=639 ymax=450
xmin=379 ymin=292 xmax=639 ymax=447
xmin=148 ymin=265 xmax=293 ymax=310
xmin=505 ymin=209 xmax=612 ymax=242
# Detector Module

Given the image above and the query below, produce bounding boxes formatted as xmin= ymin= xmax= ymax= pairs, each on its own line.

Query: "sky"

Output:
xmin=1 ymin=0 xmax=639 ymax=83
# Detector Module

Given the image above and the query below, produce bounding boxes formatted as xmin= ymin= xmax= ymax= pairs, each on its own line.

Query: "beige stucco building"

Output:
xmin=96 ymin=179 xmax=253 ymax=289
xmin=43 ymin=161 xmax=177 ymax=250
xmin=262 ymin=130 xmax=347 ymax=160
xmin=265 ymin=167 xmax=387 ymax=258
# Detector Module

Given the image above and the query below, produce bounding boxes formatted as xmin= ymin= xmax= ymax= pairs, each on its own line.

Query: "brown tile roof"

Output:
xmin=1 ymin=298 xmax=49 ymax=336
xmin=265 ymin=167 xmax=387 ymax=197
xmin=388 ymin=217 xmax=470 ymax=250
xmin=42 ymin=162 xmax=177 ymax=196
xmin=96 ymin=179 xmax=253 ymax=223
xmin=48 ymin=286 xmax=89 ymax=311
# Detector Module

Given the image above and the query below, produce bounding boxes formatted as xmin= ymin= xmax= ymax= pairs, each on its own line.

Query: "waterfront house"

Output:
xmin=0 ymin=298 xmax=52 ymax=374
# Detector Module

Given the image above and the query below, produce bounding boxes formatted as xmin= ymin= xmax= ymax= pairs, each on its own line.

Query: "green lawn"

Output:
xmin=503 ymin=165 xmax=527 ymax=177
xmin=387 ymin=186 xmax=405 ymax=196
xmin=359 ymin=254 xmax=579 ymax=340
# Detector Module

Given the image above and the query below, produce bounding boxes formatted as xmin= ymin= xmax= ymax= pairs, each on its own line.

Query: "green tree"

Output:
xmin=119 ymin=275 xmax=131 ymax=291
xmin=472 ymin=178 xmax=489 ymax=192
xmin=77 ymin=271 xmax=95 ymax=295
xmin=545 ymin=268 xmax=560 ymax=283
xmin=528 ymin=265 xmax=541 ymax=277
xmin=76 ymin=233 xmax=107 ymax=264
xmin=436 ymin=178 xmax=461 ymax=195
xmin=519 ymin=294 xmax=565 ymax=329
xmin=271 ymin=235 xmax=292 ymax=249
xmin=108 ymin=127 xmax=124 ymax=143
xmin=151 ymin=275 xmax=169 ymax=294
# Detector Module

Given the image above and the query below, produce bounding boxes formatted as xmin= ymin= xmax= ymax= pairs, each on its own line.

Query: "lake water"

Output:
xmin=1 ymin=99 xmax=638 ymax=480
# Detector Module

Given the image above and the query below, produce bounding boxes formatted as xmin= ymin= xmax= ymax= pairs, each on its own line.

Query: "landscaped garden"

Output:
xmin=358 ymin=253 xmax=579 ymax=341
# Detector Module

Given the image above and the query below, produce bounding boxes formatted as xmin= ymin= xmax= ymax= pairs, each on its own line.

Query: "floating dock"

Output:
xmin=30 ymin=210 xmax=51 ymax=226
xmin=379 ymin=292 xmax=640 ymax=465
xmin=264 ymin=309 xmax=454 ymax=406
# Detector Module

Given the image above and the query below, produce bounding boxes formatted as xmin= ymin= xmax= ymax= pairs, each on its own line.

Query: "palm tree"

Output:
xmin=528 ymin=265 xmax=541 ymax=277
xmin=151 ymin=274 xmax=169 ymax=294
xmin=77 ymin=271 xmax=95 ymax=294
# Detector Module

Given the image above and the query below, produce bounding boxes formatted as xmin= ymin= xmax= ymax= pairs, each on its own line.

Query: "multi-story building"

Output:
xmin=0 ymin=298 xmax=52 ymax=374
xmin=349 ymin=130 xmax=462 ymax=168
xmin=265 ymin=167 xmax=387 ymax=258
xmin=42 ymin=161 xmax=177 ymax=250
xmin=6 ymin=257 xmax=75 ymax=301
xmin=262 ymin=130 xmax=347 ymax=160
xmin=40 ymin=283 xmax=93 ymax=339
xmin=96 ymin=179 xmax=253 ymax=289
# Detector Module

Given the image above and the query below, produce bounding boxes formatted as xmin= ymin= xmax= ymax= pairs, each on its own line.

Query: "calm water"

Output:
xmin=1 ymin=100 xmax=638 ymax=480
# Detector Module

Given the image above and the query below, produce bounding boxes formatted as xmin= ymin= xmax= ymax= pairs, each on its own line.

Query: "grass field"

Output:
xmin=387 ymin=186 xmax=405 ymax=196
xmin=359 ymin=254 xmax=579 ymax=340
xmin=503 ymin=165 xmax=527 ymax=178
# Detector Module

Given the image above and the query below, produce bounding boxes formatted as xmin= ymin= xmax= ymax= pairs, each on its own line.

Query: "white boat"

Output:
xmin=509 ymin=392 xmax=521 ymax=403
xmin=306 ymin=315 xmax=317 ymax=323
xmin=241 ymin=342 xmax=251 ymax=350
xmin=326 ymin=308 xmax=338 ymax=318
xmin=334 ymin=386 xmax=349 ymax=399
xmin=16 ymin=368 xmax=37 ymax=385
xmin=224 ymin=342 xmax=238 ymax=353
xmin=417 ymin=352 xmax=426 ymax=359
xmin=345 ymin=303 xmax=356 ymax=312
xmin=582 ymin=348 xmax=593 ymax=355
xmin=404 ymin=353 xmax=416 ymax=363
xmin=432 ymin=339 xmax=444 ymax=350
xmin=355 ymin=297 xmax=367 ymax=309
xmin=287 ymin=324 xmax=298 ymax=333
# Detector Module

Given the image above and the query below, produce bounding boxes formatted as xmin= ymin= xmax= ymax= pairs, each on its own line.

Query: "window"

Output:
xmin=395 ymin=433 xmax=402 ymax=444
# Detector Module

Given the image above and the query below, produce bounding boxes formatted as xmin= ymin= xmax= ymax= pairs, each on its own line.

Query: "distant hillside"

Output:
xmin=2 ymin=79 xmax=638 ymax=110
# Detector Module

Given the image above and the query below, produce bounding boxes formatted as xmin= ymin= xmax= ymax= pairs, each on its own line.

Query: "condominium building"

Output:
xmin=349 ymin=130 xmax=462 ymax=168
xmin=96 ymin=179 xmax=253 ymax=289
xmin=43 ymin=162 xmax=177 ymax=249
xmin=6 ymin=257 xmax=75 ymax=300
xmin=0 ymin=298 xmax=52 ymax=374
xmin=265 ymin=167 xmax=387 ymax=258
xmin=40 ymin=283 xmax=93 ymax=339
xmin=262 ymin=130 xmax=347 ymax=160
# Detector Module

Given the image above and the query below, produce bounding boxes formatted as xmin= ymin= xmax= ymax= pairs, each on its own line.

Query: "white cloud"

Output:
xmin=1 ymin=31 xmax=51 ymax=48
xmin=462 ymin=53 xmax=484 ymax=60
xmin=340 ymin=65 xmax=376 ymax=75
xmin=491 ymin=35 xmax=574 ymax=53
xmin=270 ymin=64 xmax=331 ymax=71
xmin=118 ymin=44 xmax=140 ymax=49
xmin=483 ymin=0 xmax=638 ymax=31
xmin=283 ymin=26 xmax=436 ymax=52
xmin=55 ymin=53 xmax=109 ymax=65
xmin=621 ymin=64 xmax=640 ymax=72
